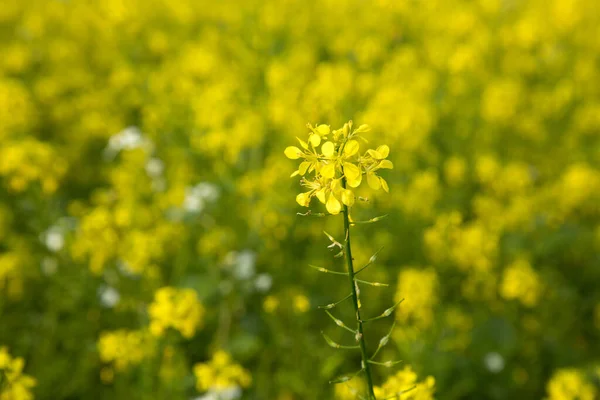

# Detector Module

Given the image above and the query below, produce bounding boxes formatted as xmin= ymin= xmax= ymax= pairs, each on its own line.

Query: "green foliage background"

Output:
xmin=1 ymin=0 xmax=600 ymax=399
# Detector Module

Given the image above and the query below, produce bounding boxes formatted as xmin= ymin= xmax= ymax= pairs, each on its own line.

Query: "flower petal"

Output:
xmin=354 ymin=124 xmax=371 ymax=133
xmin=299 ymin=161 xmax=311 ymax=175
xmin=331 ymin=178 xmax=342 ymax=192
xmin=317 ymin=124 xmax=330 ymax=136
xmin=322 ymin=141 xmax=335 ymax=157
xmin=367 ymin=149 xmax=383 ymax=160
xmin=326 ymin=193 xmax=342 ymax=214
xmin=296 ymin=192 xmax=312 ymax=207
xmin=309 ymin=134 xmax=321 ymax=147
xmin=316 ymin=188 xmax=327 ymax=204
xmin=367 ymin=172 xmax=381 ymax=190
xmin=321 ymin=162 xmax=336 ymax=179
xmin=378 ymin=160 xmax=393 ymax=169
xmin=380 ymin=177 xmax=389 ymax=192
xmin=285 ymin=146 xmax=303 ymax=159
xmin=376 ymin=145 xmax=390 ymax=159
xmin=296 ymin=137 xmax=309 ymax=150
xmin=344 ymin=140 xmax=359 ymax=157
xmin=341 ymin=189 xmax=355 ymax=206
xmin=343 ymin=163 xmax=362 ymax=188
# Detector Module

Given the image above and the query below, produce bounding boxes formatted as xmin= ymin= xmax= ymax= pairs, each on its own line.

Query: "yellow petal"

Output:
xmin=326 ymin=193 xmax=342 ymax=214
xmin=321 ymin=141 xmax=335 ymax=157
xmin=299 ymin=161 xmax=311 ymax=175
xmin=344 ymin=140 xmax=359 ymax=157
xmin=380 ymin=177 xmax=389 ymax=192
xmin=321 ymin=162 xmax=336 ymax=179
xmin=354 ymin=124 xmax=371 ymax=133
xmin=343 ymin=163 xmax=362 ymax=188
xmin=343 ymin=162 xmax=360 ymax=179
xmin=378 ymin=160 xmax=393 ymax=169
xmin=367 ymin=149 xmax=383 ymax=160
xmin=296 ymin=192 xmax=311 ymax=207
xmin=376 ymin=145 xmax=390 ymax=158
xmin=309 ymin=133 xmax=321 ymax=147
xmin=296 ymin=137 xmax=309 ymax=150
xmin=341 ymin=189 xmax=355 ymax=206
xmin=285 ymin=146 xmax=303 ymax=159
xmin=367 ymin=172 xmax=381 ymax=190
xmin=317 ymin=124 xmax=330 ymax=136
xmin=316 ymin=189 xmax=327 ymax=204
xmin=331 ymin=178 xmax=342 ymax=192
xmin=290 ymin=170 xmax=299 ymax=177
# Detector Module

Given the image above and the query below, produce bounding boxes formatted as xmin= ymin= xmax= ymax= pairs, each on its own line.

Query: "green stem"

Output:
xmin=342 ymin=178 xmax=377 ymax=400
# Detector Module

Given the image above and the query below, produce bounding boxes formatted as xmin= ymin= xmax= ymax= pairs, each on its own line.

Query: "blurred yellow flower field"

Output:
xmin=1 ymin=0 xmax=600 ymax=399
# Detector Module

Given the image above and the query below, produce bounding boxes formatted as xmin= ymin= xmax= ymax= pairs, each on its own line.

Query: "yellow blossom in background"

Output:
xmin=546 ymin=368 xmax=597 ymax=400
xmin=148 ymin=287 xmax=204 ymax=339
xmin=97 ymin=330 xmax=155 ymax=371
xmin=334 ymin=378 xmax=366 ymax=400
xmin=500 ymin=259 xmax=542 ymax=307
xmin=293 ymin=294 xmax=310 ymax=314
xmin=374 ymin=366 xmax=435 ymax=400
xmin=450 ymin=222 xmax=499 ymax=272
xmin=263 ymin=295 xmax=280 ymax=313
xmin=444 ymin=157 xmax=467 ymax=186
xmin=0 ymin=347 xmax=36 ymax=400
xmin=193 ymin=350 xmax=251 ymax=393
xmin=395 ymin=268 xmax=439 ymax=329
xmin=0 ymin=140 xmax=66 ymax=193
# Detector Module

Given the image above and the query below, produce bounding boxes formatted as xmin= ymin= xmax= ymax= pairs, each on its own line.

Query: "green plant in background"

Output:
xmin=285 ymin=121 xmax=423 ymax=399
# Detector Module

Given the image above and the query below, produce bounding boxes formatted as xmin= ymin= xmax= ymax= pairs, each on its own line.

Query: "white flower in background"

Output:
xmin=183 ymin=182 xmax=220 ymax=213
xmin=184 ymin=194 xmax=205 ymax=213
xmin=254 ymin=273 xmax=272 ymax=292
xmin=108 ymin=126 xmax=143 ymax=151
xmin=43 ymin=227 xmax=64 ymax=252
xmin=99 ymin=286 xmax=121 ymax=308
xmin=193 ymin=183 xmax=220 ymax=202
xmin=193 ymin=393 xmax=218 ymax=400
xmin=232 ymin=250 xmax=256 ymax=280
xmin=145 ymin=157 xmax=164 ymax=177
xmin=105 ymin=126 xmax=153 ymax=159
xmin=194 ymin=387 xmax=242 ymax=400
xmin=41 ymin=257 xmax=58 ymax=276
xmin=484 ymin=352 xmax=505 ymax=373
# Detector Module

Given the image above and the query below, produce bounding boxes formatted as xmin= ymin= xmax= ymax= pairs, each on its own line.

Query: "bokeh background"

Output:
xmin=1 ymin=0 xmax=600 ymax=399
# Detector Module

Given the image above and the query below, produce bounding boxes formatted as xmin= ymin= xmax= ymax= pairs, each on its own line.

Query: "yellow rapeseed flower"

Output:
xmin=285 ymin=121 xmax=393 ymax=215
xmin=193 ymin=350 xmax=251 ymax=393
xmin=148 ymin=287 xmax=205 ymax=339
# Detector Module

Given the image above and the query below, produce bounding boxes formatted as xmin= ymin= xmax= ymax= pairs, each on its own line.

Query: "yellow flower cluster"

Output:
xmin=0 ymin=347 xmax=36 ymax=400
xmin=500 ymin=259 xmax=542 ymax=307
xmin=193 ymin=350 xmax=251 ymax=393
xmin=395 ymin=268 xmax=439 ymax=329
xmin=334 ymin=379 xmax=366 ymax=400
xmin=373 ymin=366 xmax=435 ymax=400
xmin=97 ymin=330 xmax=154 ymax=371
xmin=285 ymin=121 xmax=393 ymax=214
xmin=148 ymin=287 xmax=204 ymax=339
xmin=424 ymin=213 xmax=498 ymax=272
xmin=546 ymin=368 xmax=597 ymax=400
xmin=0 ymin=140 xmax=66 ymax=193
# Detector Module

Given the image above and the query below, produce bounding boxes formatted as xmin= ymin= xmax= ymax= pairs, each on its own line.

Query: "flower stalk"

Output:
xmin=341 ymin=177 xmax=377 ymax=400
